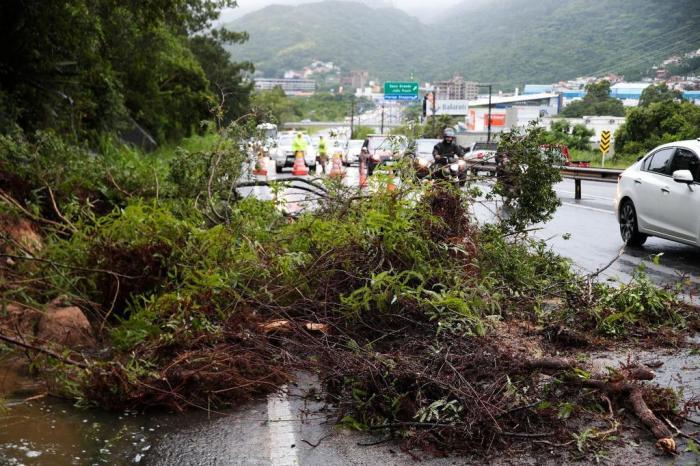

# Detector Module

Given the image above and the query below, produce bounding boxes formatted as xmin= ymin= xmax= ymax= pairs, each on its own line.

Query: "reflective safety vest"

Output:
xmin=292 ymin=136 xmax=307 ymax=152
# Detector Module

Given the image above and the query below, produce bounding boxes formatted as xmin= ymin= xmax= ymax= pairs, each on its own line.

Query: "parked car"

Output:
xmin=464 ymin=141 xmax=499 ymax=162
xmin=272 ymin=133 xmax=317 ymax=173
xmin=343 ymin=140 xmax=364 ymax=166
xmin=615 ymin=139 xmax=700 ymax=247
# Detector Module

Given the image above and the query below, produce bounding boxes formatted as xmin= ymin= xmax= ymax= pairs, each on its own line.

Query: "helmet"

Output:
xmin=443 ymin=128 xmax=456 ymax=138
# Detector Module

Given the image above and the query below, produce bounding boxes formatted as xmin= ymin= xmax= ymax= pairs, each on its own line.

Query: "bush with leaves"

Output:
xmin=490 ymin=124 xmax=563 ymax=232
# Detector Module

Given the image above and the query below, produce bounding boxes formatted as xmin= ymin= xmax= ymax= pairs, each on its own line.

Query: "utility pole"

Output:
xmin=380 ymin=103 xmax=385 ymax=134
xmin=350 ymin=97 xmax=355 ymax=138
xmin=487 ymin=84 xmax=492 ymax=143
xmin=431 ymin=92 xmax=436 ymax=137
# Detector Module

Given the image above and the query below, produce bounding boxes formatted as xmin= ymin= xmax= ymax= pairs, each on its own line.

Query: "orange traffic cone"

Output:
xmin=291 ymin=151 xmax=309 ymax=176
xmin=329 ymin=153 xmax=344 ymax=179
xmin=359 ymin=156 xmax=368 ymax=188
xmin=253 ymin=150 xmax=268 ymax=176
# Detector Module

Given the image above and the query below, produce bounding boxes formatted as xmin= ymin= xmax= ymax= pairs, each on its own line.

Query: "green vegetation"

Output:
xmin=544 ymin=120 xmax=595 ymax=150
xmin=638 ymin=83 xmax=684 ymax=108
xmin=252 ymin=87 xmax=374 ymax=123
xmin=561 ymin=81 xmax=625 ymax=118
xmin=227 ymin=0 xmax=700 ymax=85
xmin=615 ymin=100 xmax=700 ymax=157
xmin=0 ymin=0 xmax=252 ymax=144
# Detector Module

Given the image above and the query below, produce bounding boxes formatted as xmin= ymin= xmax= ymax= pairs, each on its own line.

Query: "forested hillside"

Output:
xmin=228 ymin=0 xmax=700 ymax=85
xmin=225 ymin=1 xmax=437 ymax=79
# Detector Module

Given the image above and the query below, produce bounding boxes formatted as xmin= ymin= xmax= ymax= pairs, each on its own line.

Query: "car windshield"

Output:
xmin=368 ymin=136 xmax=407 ymax=151
xmin=473 ymin=142 xmax=498 ymax=151
xmin=417 ymin=140 xmax=438 ymax=153
xmin=348 ymin=140 xmax=364 ymax=149
xmin=278 ymin=136 xmax=294 ymax=146
xmin=278 ymin=135 xmax=310 ymax=146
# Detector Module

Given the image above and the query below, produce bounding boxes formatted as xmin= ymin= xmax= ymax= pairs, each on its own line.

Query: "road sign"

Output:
xmin=600 ymin=130 xmax=612 ymax=167
xmin=384 ymin=81 xmax=419 ymax=101
xmin=384 ymin=94 xmax=419 ymax=101
xmin=600 ymin=131 xmax=611 ymax=154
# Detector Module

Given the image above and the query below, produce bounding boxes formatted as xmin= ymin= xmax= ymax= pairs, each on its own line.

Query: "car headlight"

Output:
xmin=457 ymin=160 xmax=466 ymax=171
xmin=450 ymin=163 xmax=459 ymax=172
xmin=416 ymin=159 xmax=428 ymax=168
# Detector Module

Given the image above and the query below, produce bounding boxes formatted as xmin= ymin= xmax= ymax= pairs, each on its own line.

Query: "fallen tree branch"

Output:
xmin=0 ymin=332 xmax=89 ymax=368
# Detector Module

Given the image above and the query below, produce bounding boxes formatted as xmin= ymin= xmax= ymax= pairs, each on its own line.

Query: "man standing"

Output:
xmin=318 ymin=135 xmax=328 ymax=174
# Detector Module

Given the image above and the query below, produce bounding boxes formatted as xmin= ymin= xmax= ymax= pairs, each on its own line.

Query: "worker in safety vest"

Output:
xmin=317 ymin=136 xmax=328 ymax=174
xmin=292 ymin=132 xmax=308 ymax=155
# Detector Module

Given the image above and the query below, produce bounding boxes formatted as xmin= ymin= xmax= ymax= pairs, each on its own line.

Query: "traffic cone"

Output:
xmin=359 ymin=157 xmax=368 ymax=188
xmin=291 ymin=151 xmax=309 ymax=176
xmin=253 ymin=150 xmax=268 ymax=176
xmin=329 ymin=152 xmax=344 ymax=179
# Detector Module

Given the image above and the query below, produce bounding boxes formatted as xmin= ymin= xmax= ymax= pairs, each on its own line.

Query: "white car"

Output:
xmin=343 ymin=140 xmax=364 ymax=166
xmin=273 ymin=134 xmax=317 ymax=174
xmin=615 ymin=139 xmax=700 ymax=247
xmin=464 ymin=141 xmax=499 ymax=162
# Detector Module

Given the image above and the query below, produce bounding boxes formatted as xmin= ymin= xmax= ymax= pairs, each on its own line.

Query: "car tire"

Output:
xmin=309 ymin=164 xmax=316 ymax=173
xmin=275 ymin=165 xmax=283 ymax=174
xmin=619 ymin=200 xmax=647 ymax=247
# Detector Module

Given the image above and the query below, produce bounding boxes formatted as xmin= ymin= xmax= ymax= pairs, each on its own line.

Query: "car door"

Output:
xmin=633 ymin=147 xmax=675 ymax=233
xmin=654 ymin=148 xmax=700 ymax=243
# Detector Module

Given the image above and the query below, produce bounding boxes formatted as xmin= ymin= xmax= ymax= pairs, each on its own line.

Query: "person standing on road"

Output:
xmin=432 ymin=128 xmax=464 ymax=167
xmin=292 ymin=132 xmax=308 ymax=155
xmin=317 ymin=136 xmax=329 ymax=175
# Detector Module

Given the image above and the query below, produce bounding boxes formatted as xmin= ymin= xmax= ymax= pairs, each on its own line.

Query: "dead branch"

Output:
xmin=0 ymin=331 xmax=89 ymax=368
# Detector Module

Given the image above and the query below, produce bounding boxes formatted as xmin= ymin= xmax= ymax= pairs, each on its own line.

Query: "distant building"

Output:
xmin=254 ymin=78 xmax=316 ymax=96
xmin=523 ymin=84 xmax=554 ymax=95
xmin=610 ymin=82 xmax=652 ymax=106
xmin=435 ymin=76 xmax=478 ymax=101
xmin=350 ymin=71 xmax=369 ymax=91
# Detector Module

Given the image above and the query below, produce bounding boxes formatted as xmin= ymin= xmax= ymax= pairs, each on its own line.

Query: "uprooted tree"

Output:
xmin=0 ymin=119 xmax=697 ymax=460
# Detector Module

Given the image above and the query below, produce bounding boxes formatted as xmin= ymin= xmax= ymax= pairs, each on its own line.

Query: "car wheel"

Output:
xmin=309 ymin=164 xmax=316 ymax=173
xmin=619 ymin=200 xmax=647 ymax=247
xmin=275 ymin=165 xmax=283 ymax=174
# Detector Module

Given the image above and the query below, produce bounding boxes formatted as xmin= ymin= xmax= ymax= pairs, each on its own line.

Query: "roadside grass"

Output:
xmin=570 ymin=149 xmax=639 ymax=169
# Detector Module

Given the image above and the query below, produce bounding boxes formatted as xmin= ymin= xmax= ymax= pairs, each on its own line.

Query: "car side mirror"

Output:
xmin=672 ymin=170 xmax=694 ymax=184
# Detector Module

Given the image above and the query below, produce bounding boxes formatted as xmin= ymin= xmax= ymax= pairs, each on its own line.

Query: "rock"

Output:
xmin=0 ymin=303 xmax=42 ymax=339
xmin=0 ymin=215 xmax=43 ymax=255
xmin=36 ymin=305 xmax=96 ymax=349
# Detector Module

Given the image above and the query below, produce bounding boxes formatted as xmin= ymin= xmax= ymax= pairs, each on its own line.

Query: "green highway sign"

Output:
xmin=384 ymin=81 xmax=419 ymax=101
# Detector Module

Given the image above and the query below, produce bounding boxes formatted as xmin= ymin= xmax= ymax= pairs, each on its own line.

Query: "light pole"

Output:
xmin=478 ymin=84 xmax=493 ymax=143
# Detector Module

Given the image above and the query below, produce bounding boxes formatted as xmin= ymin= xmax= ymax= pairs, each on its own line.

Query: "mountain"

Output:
xmin=227 ymin=2 xmax=436 ymax=79
xmin=226 ymin=0 xmax=700 ymax=86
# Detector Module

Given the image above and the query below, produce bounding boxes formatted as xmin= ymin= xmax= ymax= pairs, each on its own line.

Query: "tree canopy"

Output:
xmin=560 ymin=81 xmax=625 ymax=118
xmin=615 ymin=101 xmax=700 ymax=156
xmin=0 ymin=0 xmax=252 ymax=144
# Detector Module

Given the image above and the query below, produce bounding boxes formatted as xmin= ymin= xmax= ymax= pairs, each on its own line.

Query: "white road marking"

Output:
xmin=267 ymin=386 xmax=299 ymax=466
xmin=560 ymin=202 xmax=615 ymax=215
xmin=555 ymin=189 xmax=615 ymax=202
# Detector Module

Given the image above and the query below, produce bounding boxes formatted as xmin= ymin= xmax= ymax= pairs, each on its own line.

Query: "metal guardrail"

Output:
xmin=468 ymin=161 xmax=623 ymax=200
xmin=559 ymin=166 xmax=623 ymax=199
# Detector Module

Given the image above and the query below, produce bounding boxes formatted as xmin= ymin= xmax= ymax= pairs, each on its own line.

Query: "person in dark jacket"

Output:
xmin=432 ymin=128 xmax=464 ymax=167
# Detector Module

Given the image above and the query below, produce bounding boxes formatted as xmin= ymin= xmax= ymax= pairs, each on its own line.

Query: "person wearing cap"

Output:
xmin=432 ymin=128 xmax=463 ymax=167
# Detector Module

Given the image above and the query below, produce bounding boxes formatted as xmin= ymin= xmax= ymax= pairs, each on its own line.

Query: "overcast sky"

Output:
xmin=219 ymin=0 xmax=467 ymax=23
